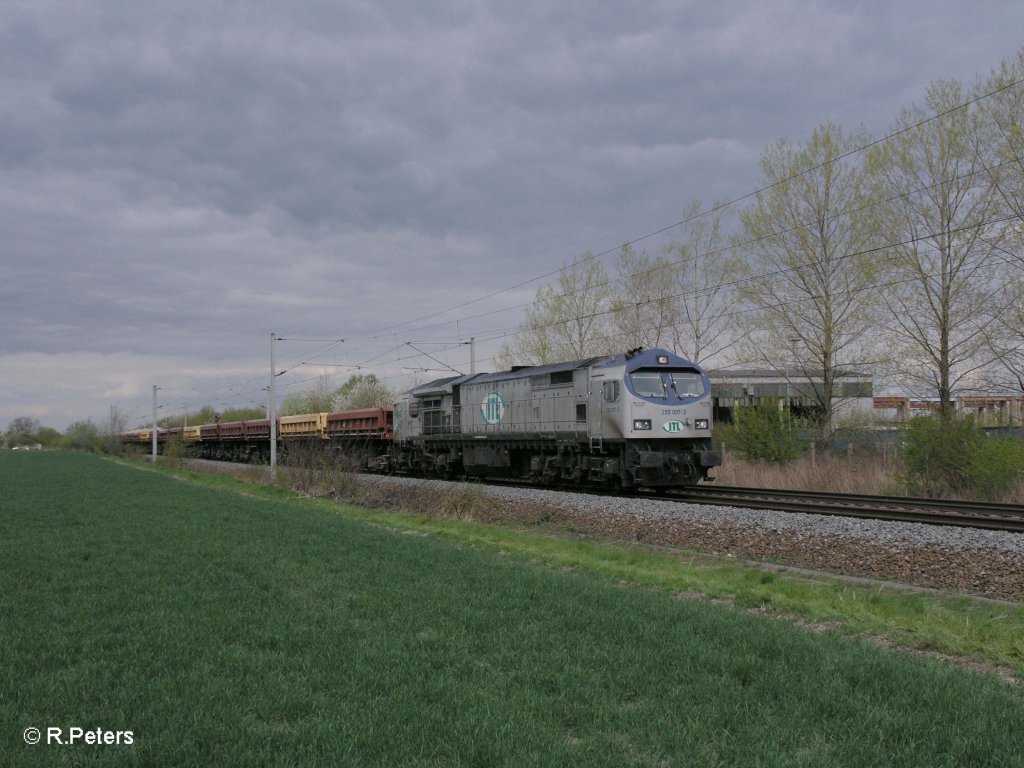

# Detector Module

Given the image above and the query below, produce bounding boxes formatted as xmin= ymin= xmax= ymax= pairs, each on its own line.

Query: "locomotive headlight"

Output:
xmin=632 ymin=419 xmax=652 ymax=431
xmin=694 ymin=418 xmax=709 ymax=430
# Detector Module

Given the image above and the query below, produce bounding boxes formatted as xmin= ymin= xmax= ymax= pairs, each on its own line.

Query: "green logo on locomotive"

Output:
xmin=481 ymin=392 xmax=507 ymax=425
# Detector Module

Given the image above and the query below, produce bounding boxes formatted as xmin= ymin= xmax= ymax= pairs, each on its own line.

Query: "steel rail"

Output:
xmin=177 ymin=457 xmax=1024 ymax=533
xmin=667 ymin=485 xmax=1024 ymax=533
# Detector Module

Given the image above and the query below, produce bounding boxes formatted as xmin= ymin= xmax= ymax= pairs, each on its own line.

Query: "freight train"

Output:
xmin=122 ymin=348 xmax=721 ymax=489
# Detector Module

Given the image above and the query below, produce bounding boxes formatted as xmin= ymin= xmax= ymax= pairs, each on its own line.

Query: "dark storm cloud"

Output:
xmin=2 ymin=0 xmax=1023 ymax=428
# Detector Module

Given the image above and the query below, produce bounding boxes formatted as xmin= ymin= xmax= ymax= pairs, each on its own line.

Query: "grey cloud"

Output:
xmin=2 ymin=0 xmax=1023 ymax=428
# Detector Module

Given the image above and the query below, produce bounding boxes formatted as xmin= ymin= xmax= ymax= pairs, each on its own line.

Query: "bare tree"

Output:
xmin=979 ymin=49 xmax=1024 ymax=228
xmin=497 ymin=253 xmax=614 ymax=366
xmin=977 ymin=50 xmax=1024 ymax=397
xmin=870 ymin=79 xmax=1012 ymax=413
xmin=609 ymin=243 xmax=677 ymax=352
xmin=665 ymin=200 xmax=743 ymax=365
xmin=103 ymin=406 xmax=129 ymax=454
xmin=5 ymin=416 xmax=41 ymax=448
xmin=6 ymin=416 xmax=40 ymax=436
xmin=736 ymin=122 xmax=882 ymax=433
xmin=982 ymin=275 xmax=1024 ymax=399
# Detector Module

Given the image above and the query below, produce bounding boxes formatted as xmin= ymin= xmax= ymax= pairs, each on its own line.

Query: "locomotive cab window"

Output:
xmin=629 ymin=368 xmax=705 ymax=400
xmin=629 ymin=371 xmax=665 ymax=398
xmin=602 ymin=380 xmax=620 ymax=402
xmin=669 ymin=371 xmax=705 ymax=398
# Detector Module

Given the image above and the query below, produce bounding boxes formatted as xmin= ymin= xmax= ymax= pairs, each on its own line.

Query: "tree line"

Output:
xmin=2 ymin=412 xmax=127 ymax=454
xmin=278 ymin=374 xmax=395 ymax=417
xmin=3 ymin=372 xmax=401 ymax=454
xmin=497 ymin=49 xmax=1024 ymax=430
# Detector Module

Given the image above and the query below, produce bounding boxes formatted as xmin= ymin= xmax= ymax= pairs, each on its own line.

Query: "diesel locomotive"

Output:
xmin=392 ymin=347 xmax=720 ymax=489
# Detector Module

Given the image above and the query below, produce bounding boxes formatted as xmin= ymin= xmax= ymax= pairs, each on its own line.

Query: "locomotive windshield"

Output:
xmin=628 ymin=368 xmax=706 ymax=400
xmin=629 ymin=371 xmax=666 ymax=398
xmin=670 ymin=371 xmax=705 ymax=398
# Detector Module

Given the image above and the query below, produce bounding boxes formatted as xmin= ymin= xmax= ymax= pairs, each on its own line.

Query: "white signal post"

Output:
xmin=460 ymin=336 xmax=476 ymax=374
xmin=151 ymin=385 xmax=158 ymax=463
xmin=270 ymin=332 xmax=277 ymax=481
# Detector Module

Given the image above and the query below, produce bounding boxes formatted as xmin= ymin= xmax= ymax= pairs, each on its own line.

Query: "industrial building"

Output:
xmin=708 ymin=369 xmax=874 ymax=427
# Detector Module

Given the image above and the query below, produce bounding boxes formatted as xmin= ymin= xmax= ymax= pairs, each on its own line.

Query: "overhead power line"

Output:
xmin=347 ymin=75 xmax=1024 ymax=342
xmin=161 ymin=76 xmax=1024 ymax=411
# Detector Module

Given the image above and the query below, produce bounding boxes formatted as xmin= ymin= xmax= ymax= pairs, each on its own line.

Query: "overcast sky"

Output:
xmin=2 ymin=0 xmax=1022 ymax=430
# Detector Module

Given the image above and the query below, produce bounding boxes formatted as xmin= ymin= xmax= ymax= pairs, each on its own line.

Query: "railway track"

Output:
xmin=178 ymin=457 xmax=1024 ymax=534
xmin=668 ymin=485 xmax=1024 ymax=533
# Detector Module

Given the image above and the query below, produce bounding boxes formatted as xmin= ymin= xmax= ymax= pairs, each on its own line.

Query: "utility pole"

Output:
xmin=470 ymin=336 xmax=475 ymax=374
xmin=151 ymin=385 xmax=158 ymax=463
xmin=270 ymin=332 xmax=277 ymax=480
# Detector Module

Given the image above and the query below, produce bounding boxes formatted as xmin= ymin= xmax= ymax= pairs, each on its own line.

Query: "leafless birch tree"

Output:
xmin=664 ymin=200 xmax=742 ymax=365
xmin=496 ymin=253 xmax=614 ymax=366
xmin=869 ymin=80 xmax=1011 ymax=412
xmin=977 ymin=50 xmax=1024 ymax=397
xmin=736 ymin=122 xmax=882 ymax=433
xmin=610 ymin=243 xmax=677 ymax=352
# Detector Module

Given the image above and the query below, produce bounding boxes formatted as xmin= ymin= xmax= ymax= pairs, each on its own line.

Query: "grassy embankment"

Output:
xmin=2 ymin=451 xmax=1023 ymax=767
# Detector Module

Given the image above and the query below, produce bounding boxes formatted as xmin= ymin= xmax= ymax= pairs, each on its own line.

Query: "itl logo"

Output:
xmin=663 ymin=419 xmax=690 ymax=433
xmin=481 ymin=392 xmax=507 ymax=425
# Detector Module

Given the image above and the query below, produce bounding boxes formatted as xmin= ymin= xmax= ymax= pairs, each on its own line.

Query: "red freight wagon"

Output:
xmin=219 ymin=421 xmax=245 ymax=439
xmin=244 ymin=419 xmax=271 ymax=439
xmin=326 ymin=407 xmax=394 ymax=440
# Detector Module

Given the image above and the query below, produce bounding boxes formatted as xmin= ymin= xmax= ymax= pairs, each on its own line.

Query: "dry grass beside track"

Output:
xmin=714 ymin=449 xmax=900 ymax=494
xmin=714 ymin=449 xmax=1024 ymax=504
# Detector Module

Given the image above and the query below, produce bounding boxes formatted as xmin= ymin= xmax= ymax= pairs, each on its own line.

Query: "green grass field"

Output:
xmin=2 ymin=451 xmax=1023 ymax=767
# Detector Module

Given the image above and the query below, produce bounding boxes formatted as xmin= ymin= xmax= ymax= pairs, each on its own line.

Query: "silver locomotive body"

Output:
xmin=393 ymin=348 xmax=721 ymax=489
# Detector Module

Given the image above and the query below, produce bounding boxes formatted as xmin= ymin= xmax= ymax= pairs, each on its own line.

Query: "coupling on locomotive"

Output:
xmin=123 ymin=347 xmax=721 ymax=490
